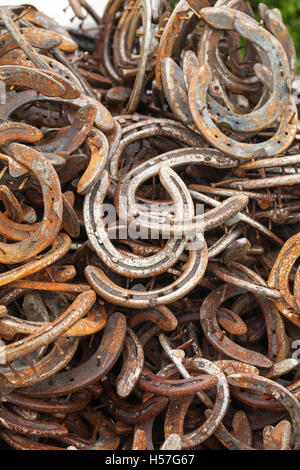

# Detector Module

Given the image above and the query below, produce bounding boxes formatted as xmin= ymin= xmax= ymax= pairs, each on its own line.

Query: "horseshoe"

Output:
xmin=189 ymin=62 xmax=297 ymax=160
xmin=0 ymin=290 xmax=96 ymax=364
xmin=268 ymin=232 xmax=300 ymax=326
xmin=164 ymin=357 xmax=230 ymax=448
xmin=109 ymin=118 xmax=205 ymax=179
xmin=0 ymin=184 xmax=23 ymax=223
xmin=0 ymin=405 xmax=68 ymax=438
xmin=35 ymin=103 xmax=97 ymax=154
xmin=128 ymin=305 xmax=178 ymax=331
xmin=0 ymin=233 xmax=71 ymax=289
xmin=116 ymin=327 xmax=144 ymax=398
xmin=200 ymin=284 xmax=274 ymax=368
xmin=77 ymin=128 xmax=109 ymax=195
xmin=0 ymin=430 xmax=64 ymax=450
xmin=199 ymin=7 xmax=291 ymax=132
xmin=125 ymin=0 xmax=152 ymax=114
xmin=139 ymin=365 xmax=218 ymax=397
xmin=228 ymin=373 xmax=300 ymax=448
xmin=4 ymin=391 xmax=91 ymax=415
xmin=115 ymin=147 xmax=247 ymax=237
xmin=0 ymin=90 xmax=114 ymax=133
xmin=258 ymin=3 xmax=297 ymax=79
xmin=155 ymin=0 xmax=208 ymax=99
xmin=0 ymin=144 xmax=63 ymax=264
xmin=0 ymin=27 xmax=63 ymax=56
xmin=0 ymin=336 xmax=79 ymax=390
xmin=102 ymin=378 xmax=169 ymax=425
xmin=0 ymin=65 xmax=79 ymax=99
xmin=84 ymin=167 xmax=191 ymax=279
xmin=85 ymin=232 xmax=208 ymax=309
xmin=161 ymin=58 xmax=193 ymax=126
xmin=20 ymin=312 xmax=127 ymax=397
xmin=0 ymin=302 xmax=107 ymax=339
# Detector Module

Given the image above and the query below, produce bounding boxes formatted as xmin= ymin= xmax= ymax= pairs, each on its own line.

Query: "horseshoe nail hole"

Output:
xmin=70 ymin=378 xmax=74 ymax=382
xmin=277 ymin=141 xmax=281 ymax=144
xmin=214 ymin=135 xmax=218 ymax=139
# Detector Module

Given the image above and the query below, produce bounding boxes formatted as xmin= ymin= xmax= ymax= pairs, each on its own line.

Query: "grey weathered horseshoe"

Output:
xmin=84 ymin=167 xmax=191 ymax=279
xmin=200 ymin=284 xmax=274 ymax=368
xmin=189 ymin=65 xmax=297 ymax=160
xmin=20 ymin=312 xmax=127 ymax=397
xmin=258 ymin=3 xmax=297 ymax=79
xmin=115 ymin=148 xmax=247 ymax=237
xmin=228 ymin=373 xmax=300 ymax=448
xmin=77 ymin=128 xmax=109 ymax=195
xmin=109 ymin=118 xmax=205 ymax=179
xmin=164 ymin=357 xmax=230 ymax=448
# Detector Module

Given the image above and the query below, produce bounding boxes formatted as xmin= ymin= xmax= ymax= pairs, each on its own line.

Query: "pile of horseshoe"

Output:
xmin=0 ymin=0 xmax=299 ymax=451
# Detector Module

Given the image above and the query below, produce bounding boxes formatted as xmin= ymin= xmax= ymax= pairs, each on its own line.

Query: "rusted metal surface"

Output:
xmin=0 ymin=0 xmax=298 ymax=451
